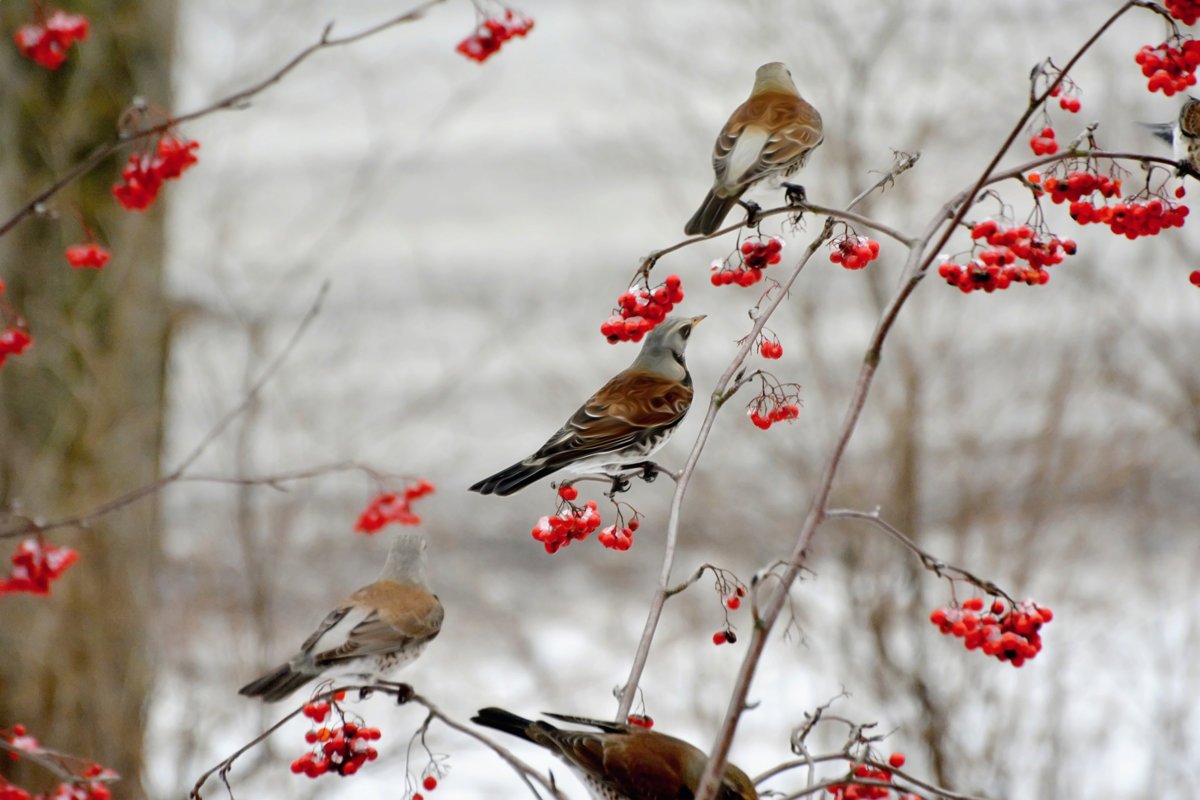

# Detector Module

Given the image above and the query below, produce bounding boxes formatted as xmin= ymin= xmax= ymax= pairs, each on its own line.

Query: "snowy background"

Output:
xmin=142 ymin=1 xmax=1200 ymax=798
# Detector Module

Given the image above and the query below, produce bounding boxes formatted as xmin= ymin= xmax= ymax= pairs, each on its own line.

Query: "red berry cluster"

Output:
xmin=1049 ymin=84 xmax=1082 ymax=113
xmin=749 ymin=403 xmax=799 ymax=429
xmin=1028 ymin=126 xmax=1058 ymax=156
xmin=14 ymin=9 xmax=89 ymax=71
xmin=1040 ymin=171 xmax=1121 ymax=204
xmin=0 ymin=539 xmax=79 ymax=596
xmin=1136 ymin=40 xmax=1200 ymax=95
xmin=354 ymin=480 xmax=436 ymax=534
xmin=1166 ymin=0 xmax=1200 ymax=25
xmin=626 ymin=715 xmax=654 ymax=729
xmin=455 ymin=8 xmax=534 ymax=63
xmin=759 ymin=339 xmax=783 ymax=359
xmin=601 ymin=274 xmax=683 ymax=343
xmin=0 ymin=326 xmax=32 ymax=369
xmin=531 ymin=498 xmax=602 ymax=554
xmin=293 ymin=698 xmax=382 ymax=778
xmin=597 ymin=518 xmax=638 ymax=551
xmin=112 ymin=136 xmax=200 ymax=211
xmin=938 ymin=220 xmax=1075 ymax=293
xmin=1070 ymin=197 xmax=1188 ymax=239
xmin=710 ymin=236 xmax=784 ymax=286
xmin=711 ymin=629 xmax=737 ymax=645
xmin=747 ymin=379 xmax=802 ymax=430
xmin=829 ymin=235 xmax=880 ymax=270
xmin=826 ymin=756 xmax=917 ymax=800
xmin=0 ymin=726 xmax=115 ymax=800
xmin=930 ymin=597 xmax=1053 ymax=667
xmin=64 ymin=244 xmax=110 ymax=270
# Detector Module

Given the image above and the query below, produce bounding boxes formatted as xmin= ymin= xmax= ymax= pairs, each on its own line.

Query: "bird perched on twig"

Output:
xmin=469 ymin=316 xmax=704 ymax=496
xmin=1144 ymin=96 xmax=1200 ymax=177
xmin=685 ymin=62 xmax=824 ymax=237
xmin=238 ymin=532 xmax=442 ymax=702
xmin=472 ymin=707 xmax=758 ymax=800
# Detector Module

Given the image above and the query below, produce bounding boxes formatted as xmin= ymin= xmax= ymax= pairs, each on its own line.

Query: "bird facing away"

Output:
xmin=469 ymin=316 xmax=704 ymax=496
xmin=238 ymin=532 xmax=442 ymax=702
xmin=684 ymin=62 xmax=824 ymax=237
xmin=1145 ymin=96 xmax=1200 ymax=177
xmin=471 ymin=708 xmax=758 ymax=800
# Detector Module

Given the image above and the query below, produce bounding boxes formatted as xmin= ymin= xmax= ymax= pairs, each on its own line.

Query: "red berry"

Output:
xmin=712 ymin=631 xmax=727 ymax=645
xmin=888 ymin=753 xmax=905 ymax=768
xmin=726 ymin=595 xmax=741 ymax=610
xmin=423 ymin=776 xmax=438 ymax=791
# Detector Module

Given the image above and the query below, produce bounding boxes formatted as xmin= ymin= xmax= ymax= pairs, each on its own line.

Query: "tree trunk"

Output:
xmin=0 ymin=2 xmax=177 ymax=796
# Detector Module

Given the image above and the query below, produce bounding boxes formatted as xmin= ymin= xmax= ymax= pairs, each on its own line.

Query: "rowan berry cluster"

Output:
xmin=1039 ymin=171 xmax=1121 ymax=204
xmin=0 ymin=725 xmax=115 ymax=800
xmin=601 ymin=274 xmax=684 ymax=343
xmin=14 ymin=8 xmax=89 ymax=70
xmin=455 ymin=8 xmax=534 ymax=63
xmin=710 ymin=236 xmax=784 ymax=286
xmin=597 ymin=517 xmax=638 ymax=551
xmin=930 ymin=597 xmax=1053 ymax=667
xmin=827 ymin=755 xmax=917 ymax=800
xmin=1028 ymin=126 xmax=1058 ymax=156
xmin=0 ymin=539 xmax=79 ymax=596
xmin=112 ymin=135 xmax=200 ymax=211
xmin=938 ymin=219 xmax=1075 ymax=293
xmin=829 ymin=235 xmax=880 ymax=270
xmin=1070 ymin=197 xmax=1189 ymax=239
xmin=354 ymin=481 xmax=436 ymax=534
xmin=0 ymin=326 xmax=32 ymax=369
xmin=747 ymin=378 xmax=802 ymax=430
xmin=64 ymin=244 xmax=110 ymax=270
xmin=626 ymin=715 xmax=654 ymax=729
xmin=531 ymin=490 xmax=602 ymax=553
xmin=1135 ymin=40 xmax=1200 ymax=95
xmin=1049 ymin=84 xmax=1082 ymax=113
xmin=758 ymin=333 xmax=783 ymax=359
xmin=293 ymin=696 xmax=382 ymax=778
xmin=711 ymin=629 xmax=737 ymax=645
xmin=1166 ymin=0 xmax=1200 ymax=25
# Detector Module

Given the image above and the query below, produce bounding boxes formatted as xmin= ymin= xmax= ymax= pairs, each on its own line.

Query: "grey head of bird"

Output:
xmin=753 ymin=61 xmax=798 ymax=95
xmin=628 ymin=315 xmax=705 ymax=379
xmin=380 ymin=532 xmax=431 ymax=586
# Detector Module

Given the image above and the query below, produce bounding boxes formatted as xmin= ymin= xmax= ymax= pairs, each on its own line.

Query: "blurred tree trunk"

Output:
xmin=0 ymin=1 xmax=177 ymax=796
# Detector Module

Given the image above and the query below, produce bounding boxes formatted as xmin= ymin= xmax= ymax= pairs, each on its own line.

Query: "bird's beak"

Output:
xmin=689 ymin=315 xmax=707 ymax=328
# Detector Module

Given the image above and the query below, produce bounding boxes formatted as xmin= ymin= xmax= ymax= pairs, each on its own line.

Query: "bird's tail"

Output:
xmin=471 ymin=707 xmax=540 ymax=741
xmin=238 ymin=662 xmax=313 ymax=702
xmin=1141 ymin=121 xmax=1175 ymax=145
xmin=684 ymin=189 xmax=742 ymax=236
xmin=468 ymin=460 xmax=557 ymax=496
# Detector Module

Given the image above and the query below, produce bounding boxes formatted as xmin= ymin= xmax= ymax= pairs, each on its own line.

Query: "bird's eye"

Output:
xmin=680 ymin=326 xmax=691 ymax=339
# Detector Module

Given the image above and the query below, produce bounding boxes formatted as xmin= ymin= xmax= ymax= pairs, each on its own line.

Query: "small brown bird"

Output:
xmin=469 ymin=316 xmax=704 ymax=496
xmin=685 ymin=62 xmax=824 ymax=236
xmin=1145 ymin=96 xmax=1200 ymax=177
xmin=238 ymin=532 xmax=442 ymax=701
xmin=472 ymin=708 xmax=758 ymax=800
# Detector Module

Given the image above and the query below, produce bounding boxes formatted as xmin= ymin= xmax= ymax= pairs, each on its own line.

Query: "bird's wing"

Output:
xmin=558 ymin=729 xmax=694 ymax=800
xmin=298 ymin=606 xmax=354 ymax=654
xmin=713 ymin=92 xmax=823 ymax=193
xmin=528 ymin=371 xmax=694 ymax=466
xmin=1181 ymin=99 xmax=1200 ymax=137
xmin=313 ymin=582 xmax=442 ymax=665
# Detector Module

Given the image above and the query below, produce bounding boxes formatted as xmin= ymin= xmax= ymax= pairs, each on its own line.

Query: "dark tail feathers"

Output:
xmin=469 ymin=461 xmax=556 ymax=496
xmin=238 ymin=663 xmax=313 ymax=702
xmin=471 ymin=707 xmax=539 ymax=741
xmin=684 ymin=189 xmax=742 ymax=236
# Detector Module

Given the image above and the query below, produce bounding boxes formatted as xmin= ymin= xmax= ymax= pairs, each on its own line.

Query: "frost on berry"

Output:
xmin=456 ymin=6 xmax=534 ymax=63
xmin=930 ymin=597 xmax=1052 ymax=666
xmin=354 ymin=480 xmax=435 ymax=534
xmin=0 ymin=539 xmax=79 ymax=596
xmin=531 ymin=499 xmax=602 ymax=553
xmin=14 ymin=9 xmax=90 ymax=71
xmin=711 ymin=235 xmax=784 ymax=287
xmin=601 ymin=274 xmax=683 ymax=344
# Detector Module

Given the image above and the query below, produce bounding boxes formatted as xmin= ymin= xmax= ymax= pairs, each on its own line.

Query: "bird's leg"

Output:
xmin=607 ymin=474 xmax=632 ymax=496
xmin=623 ymin=461 xmax=660 ymax=483
xmin=783 ymin=182 xmax=808 ymax=206
xmin=737 ymin=198 xmax=762 ymax=228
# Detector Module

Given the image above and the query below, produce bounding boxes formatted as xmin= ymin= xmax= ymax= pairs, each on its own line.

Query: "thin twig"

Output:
xmin=0 ymin=0 xmax=447 ymax=237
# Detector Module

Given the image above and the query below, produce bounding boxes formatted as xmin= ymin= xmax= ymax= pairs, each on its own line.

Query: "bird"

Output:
xmin=1144 ymin=96 xmax=1200 ymax=177
xmin=469 ymin=316 xmax=705 ymax=496
xmin=471 ymin=707 xmax=758 ymax=800
xmin=238 ymin=532 xmax=443 ymax=702
xmin=684 ymin=62 xmax=824 ymax=237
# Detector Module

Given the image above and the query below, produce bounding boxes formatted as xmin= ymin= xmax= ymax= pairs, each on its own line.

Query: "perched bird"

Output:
xmin=472 ymin=708 xmax=758 ymax=800
xmin=238 ymin=532 xmax=442 ymax=702
xmin=1144 ymin=96 xmax=1200 ymax=177
xmin=685 ymin=62 xmax=824 ymax=237
xmin=469 ymin=316 xmax=704 ymax=496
